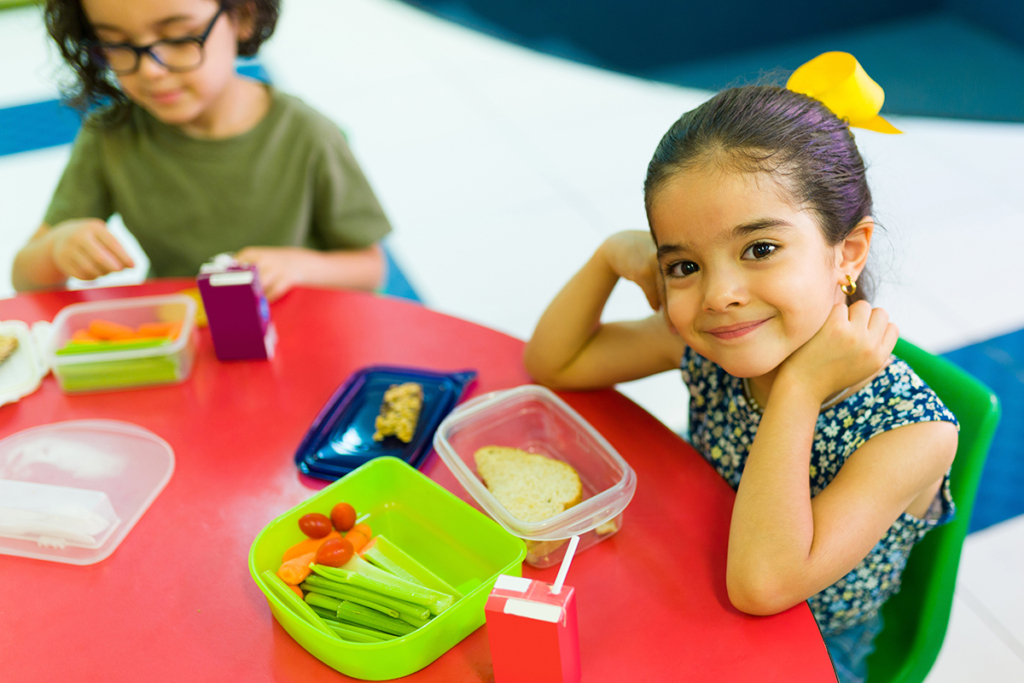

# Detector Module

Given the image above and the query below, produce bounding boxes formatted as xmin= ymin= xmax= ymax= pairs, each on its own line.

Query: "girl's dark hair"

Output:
xmin=44 ymin=0 xmax=280 ymax=125
xmin=644 ymin=85 xmax=873 ymax=303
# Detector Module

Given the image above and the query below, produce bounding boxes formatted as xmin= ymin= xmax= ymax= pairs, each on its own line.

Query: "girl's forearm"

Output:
xmin=523 ymin=246 xmax=619 ymax=385
xmin=726 ymin=376 xmax=824 ymax=614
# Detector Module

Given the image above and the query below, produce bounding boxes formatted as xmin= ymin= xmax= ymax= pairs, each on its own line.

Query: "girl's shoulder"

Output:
xmin=837 ymin=356 xmax=959 ymax=440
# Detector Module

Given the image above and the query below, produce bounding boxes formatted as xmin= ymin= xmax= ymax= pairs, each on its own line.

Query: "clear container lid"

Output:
xmin=0 ymin=420 xmax=175 ymax=565
xmin=433 ymin=385 xmax=636 ymax=541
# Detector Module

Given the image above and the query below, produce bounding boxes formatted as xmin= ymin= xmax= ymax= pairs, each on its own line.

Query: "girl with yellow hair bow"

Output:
xmin=525 ymin=54 xmax=954 ymax=683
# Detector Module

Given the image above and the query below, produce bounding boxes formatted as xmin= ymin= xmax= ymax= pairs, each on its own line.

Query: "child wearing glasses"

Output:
xmin=524 ymin=56 xmax=958 ymax=683
xmin=13 ymin=0 xmax=391 ymax=302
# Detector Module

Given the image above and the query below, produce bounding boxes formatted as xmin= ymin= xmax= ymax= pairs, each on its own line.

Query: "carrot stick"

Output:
xmin=137 ymin=322 xmax=176 ymax=338
xmin=282 ymin=530 xmax=341 ymax=564
xmin=278 ymin=552 xmax=316 ymax=585
xmin=71 ymin=329 xmax=100 ymax=342
xmin=88 ymin=319 xmax=141 ymax=341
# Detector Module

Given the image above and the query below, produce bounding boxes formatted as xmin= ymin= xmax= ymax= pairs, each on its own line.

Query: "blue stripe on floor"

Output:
xmin=0 ymin=62 xmax=421 ymax=303
xmin=943 ymin=329 xmax=1024 ymax=533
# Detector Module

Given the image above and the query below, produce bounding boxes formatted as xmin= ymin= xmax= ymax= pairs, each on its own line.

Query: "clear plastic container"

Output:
xmin=44 ymin=295 xmax=197 ymax=394
xmin=433 ymin=385 xmax=637 ymax=568
xmin=0 ymin=420 xmax=175 ymax=565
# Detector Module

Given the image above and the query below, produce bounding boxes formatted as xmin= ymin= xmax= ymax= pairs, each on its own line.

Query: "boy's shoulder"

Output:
xmin=269 ymin=89 xmax=350 ymax=144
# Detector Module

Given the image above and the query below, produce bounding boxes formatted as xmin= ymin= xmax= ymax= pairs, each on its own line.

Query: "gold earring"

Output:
xmin=841 ymin=274 xmax=857 ymax=296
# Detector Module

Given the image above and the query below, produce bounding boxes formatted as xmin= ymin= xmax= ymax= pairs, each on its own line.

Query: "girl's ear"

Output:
xmin=838 ymin=217 xmax=874 ymax=278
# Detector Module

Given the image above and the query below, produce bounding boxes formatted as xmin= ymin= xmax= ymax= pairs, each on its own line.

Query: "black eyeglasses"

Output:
xmin=87 ymin=5 xmax=225 ymax=76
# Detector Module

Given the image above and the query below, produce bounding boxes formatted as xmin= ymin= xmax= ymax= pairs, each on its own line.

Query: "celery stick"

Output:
xmin=398 ymin=612 xmax=430 ymax=629
xmin=363 ymin=536 xmax=463 ymax=599
xmin=301 ymin=576 xmax=428 ymax=620
xmin=305 ymin=591 xmax=344 ymax=613
xmin=314 ymin=557 xmax=454 ymax=615
xmin=261 ymin=570 xmax=339 ymax=639
xmin=308 ymin=606 xmax=396 ymax=642
xmin=335 ymin=601 xmax=416 ymax=636
xmin=325 ymin=622 xmax=388 ymax=643
xmin=310 ymin=564 xmax=436 ymax=611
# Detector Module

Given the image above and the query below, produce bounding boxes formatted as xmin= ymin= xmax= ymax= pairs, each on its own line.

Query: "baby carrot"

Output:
xmin=71 ymin=329 xmax=100 ymax=342
xmin=345 ymin=530 xmax=369 ymax=553
xmin=277 ymin=551 xmax=316 ymax=585
xmin=282 ymin=530 xmax=341 ymax=564
xmin=350 ymin=523 xmax=372 ymax=539
xmin=137 ymin=322 xmax=175 ymax=338
xmin=289 ymin=585 xmax=304 ymax=598
xmin=88 ymin=319 xmax=140 ymax=341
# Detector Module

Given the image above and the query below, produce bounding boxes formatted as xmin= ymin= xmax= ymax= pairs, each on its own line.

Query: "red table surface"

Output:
xmin=0 ymin=281 xmax=836 ymax=682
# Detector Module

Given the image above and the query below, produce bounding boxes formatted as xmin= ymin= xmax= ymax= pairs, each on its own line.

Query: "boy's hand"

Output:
xmin=779 ymin=300 xmax=899 ymax=404
xmin=50 ymin=219 xmax=135 ymax=280
xmin=599 ymin=231 xmax=663 ymax=312
xmin=235 ymin=246 xmax=307 ymax=303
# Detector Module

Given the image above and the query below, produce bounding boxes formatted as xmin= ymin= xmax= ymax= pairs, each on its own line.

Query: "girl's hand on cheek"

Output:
xmin=235 ymin=246 xmax=307 ymax=303
xmin=779 ymin=300 xmax=899 ymax=403
xmin=599 ymin=231 xmax=663 ymax=311
xmin=51 ymin=219 xmax=135 ymax=281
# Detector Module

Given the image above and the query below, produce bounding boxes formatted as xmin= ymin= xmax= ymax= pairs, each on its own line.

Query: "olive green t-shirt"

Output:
xmin=44 ymin=87 xmax=392 ymax=277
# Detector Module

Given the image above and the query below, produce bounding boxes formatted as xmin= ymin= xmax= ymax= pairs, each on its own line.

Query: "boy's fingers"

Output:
xmin=82 ymin=235 xmax=125 ymax=274
xmin=70 ymin=252 xmax=101 ymax=280
xmin=93 ymin=228 xmax=135 ymax=268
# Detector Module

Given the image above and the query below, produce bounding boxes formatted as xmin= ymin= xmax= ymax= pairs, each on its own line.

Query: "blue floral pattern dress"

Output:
xmin=680 ymin=347 xmax=958 ymax=636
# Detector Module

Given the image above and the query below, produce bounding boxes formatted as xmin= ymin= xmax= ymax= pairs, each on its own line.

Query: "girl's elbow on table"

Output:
xmin=726 ymin=567 xmax=805 ymax=617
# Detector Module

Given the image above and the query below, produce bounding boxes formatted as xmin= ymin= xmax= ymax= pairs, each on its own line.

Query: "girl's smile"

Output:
xmin=651 ymin=164 xmax=846 ymax=380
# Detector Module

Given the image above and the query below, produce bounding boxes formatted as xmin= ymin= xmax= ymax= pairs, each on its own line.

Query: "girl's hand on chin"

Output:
xmin=599 ymin=231 xmax=663 ymax=311
xmin=779 ymin=300 xmax=899 ymax=403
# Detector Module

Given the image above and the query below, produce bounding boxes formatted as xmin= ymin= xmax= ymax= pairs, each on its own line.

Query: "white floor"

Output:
xmin=1 ymin=1 xmax=1023 ymax=679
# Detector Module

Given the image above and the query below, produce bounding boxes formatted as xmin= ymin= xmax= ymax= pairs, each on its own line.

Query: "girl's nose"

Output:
xmin=701 ymin=269 xmax=747 ymax=312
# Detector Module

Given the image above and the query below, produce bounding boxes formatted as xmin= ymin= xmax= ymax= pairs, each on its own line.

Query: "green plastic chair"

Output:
xmin=864 ymin=339 xmax=1002 ymax=683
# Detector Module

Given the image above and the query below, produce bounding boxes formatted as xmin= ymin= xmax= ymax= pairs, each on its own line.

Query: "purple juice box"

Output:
xmin=197 ymin=255 xmax=277 ymax=361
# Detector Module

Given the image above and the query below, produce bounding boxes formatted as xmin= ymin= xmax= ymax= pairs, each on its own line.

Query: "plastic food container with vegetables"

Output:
xmin=433 ymin=385 xmax=637 ymax=568
xmin=249 ymin=457 xmax=526 ymax=680
xmin=44 ymin=295 xmax=197 ymax=394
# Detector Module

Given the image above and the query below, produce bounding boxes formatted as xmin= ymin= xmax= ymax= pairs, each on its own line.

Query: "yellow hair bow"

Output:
xmin=787 ymin=52 xmax=901 ymax=134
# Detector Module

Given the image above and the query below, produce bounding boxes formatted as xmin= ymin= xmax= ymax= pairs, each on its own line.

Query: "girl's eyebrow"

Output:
xmin=91 ymin=14 xmax=196 ymax=33
xmin=656 ymin=217 xmax=792 ymax=259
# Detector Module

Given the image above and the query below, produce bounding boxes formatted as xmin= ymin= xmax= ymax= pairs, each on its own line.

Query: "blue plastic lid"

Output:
xmin=294 ymin=365 xmax=476 ymax=481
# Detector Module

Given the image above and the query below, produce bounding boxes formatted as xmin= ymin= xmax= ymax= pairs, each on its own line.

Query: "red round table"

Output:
xmin=0 ymin=281 xmax=837 ymax=682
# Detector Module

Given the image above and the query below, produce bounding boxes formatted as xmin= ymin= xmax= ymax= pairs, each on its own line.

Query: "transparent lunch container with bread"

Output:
xmin=432 ymin=385 xmax=637 ymax=568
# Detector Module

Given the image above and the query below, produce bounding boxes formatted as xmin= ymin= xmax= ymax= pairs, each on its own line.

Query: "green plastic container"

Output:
xmin=249 ymin=457 xmax=527 ymax=680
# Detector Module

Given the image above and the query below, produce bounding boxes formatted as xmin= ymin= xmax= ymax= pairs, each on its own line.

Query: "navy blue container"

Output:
xmin=295 ymin=365 xmax=476 ymax=481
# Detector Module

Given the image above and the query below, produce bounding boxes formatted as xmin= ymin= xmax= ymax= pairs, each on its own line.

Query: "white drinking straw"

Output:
xmin=551 ymin=535 xmax=580 ymax=595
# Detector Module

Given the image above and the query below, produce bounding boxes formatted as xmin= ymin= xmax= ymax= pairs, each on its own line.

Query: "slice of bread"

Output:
xmin=474 ymin=446 xmax=583 ymax=523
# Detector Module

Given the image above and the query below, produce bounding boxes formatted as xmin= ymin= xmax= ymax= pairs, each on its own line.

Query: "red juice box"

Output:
xmin=485 ymin=574 xmax=581 ymax=683
xmin=197 ymin=256 xmax=277 ymax=361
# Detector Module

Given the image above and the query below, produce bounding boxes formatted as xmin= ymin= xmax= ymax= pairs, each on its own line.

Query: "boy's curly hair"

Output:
xmin=44 ymin=0 xmax=279 ymax=125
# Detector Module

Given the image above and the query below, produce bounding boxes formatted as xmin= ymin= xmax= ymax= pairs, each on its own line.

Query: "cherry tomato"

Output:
xmin=331 ymin=502 xmax=357 ymax=532
xmin=315 ymin=537 xmax=354 ymax=567
xmin=298 ymin=513 xmax=332 ymax=539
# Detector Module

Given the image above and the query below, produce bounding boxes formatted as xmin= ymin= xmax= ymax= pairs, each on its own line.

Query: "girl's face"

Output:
xmin=82 ymin=0 xmax=247 ymax=129
xmin=651 ymin=165 xmax=848 ymax=379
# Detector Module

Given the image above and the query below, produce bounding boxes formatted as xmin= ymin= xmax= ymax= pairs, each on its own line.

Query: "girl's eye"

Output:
xmin=743 ymin=242 xmax=777 ymax=260
xmin=665 ymin=261 xmax=699 ymax=277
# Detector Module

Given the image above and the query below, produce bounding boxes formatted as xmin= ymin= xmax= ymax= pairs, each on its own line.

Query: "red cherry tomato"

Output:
xmin=331 ymin=502 xmax=356 ymax=532
xmin=298 ymin=513 xmax=332 ymax=539
xmin=315 ymin=537 xmax=354 ymax=567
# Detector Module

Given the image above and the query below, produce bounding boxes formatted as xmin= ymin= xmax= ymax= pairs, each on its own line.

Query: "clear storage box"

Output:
xmin=433 ymin=385 xmax=637 ymax=568
xmin=44 ymin=295 xmax=197 ymax=394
